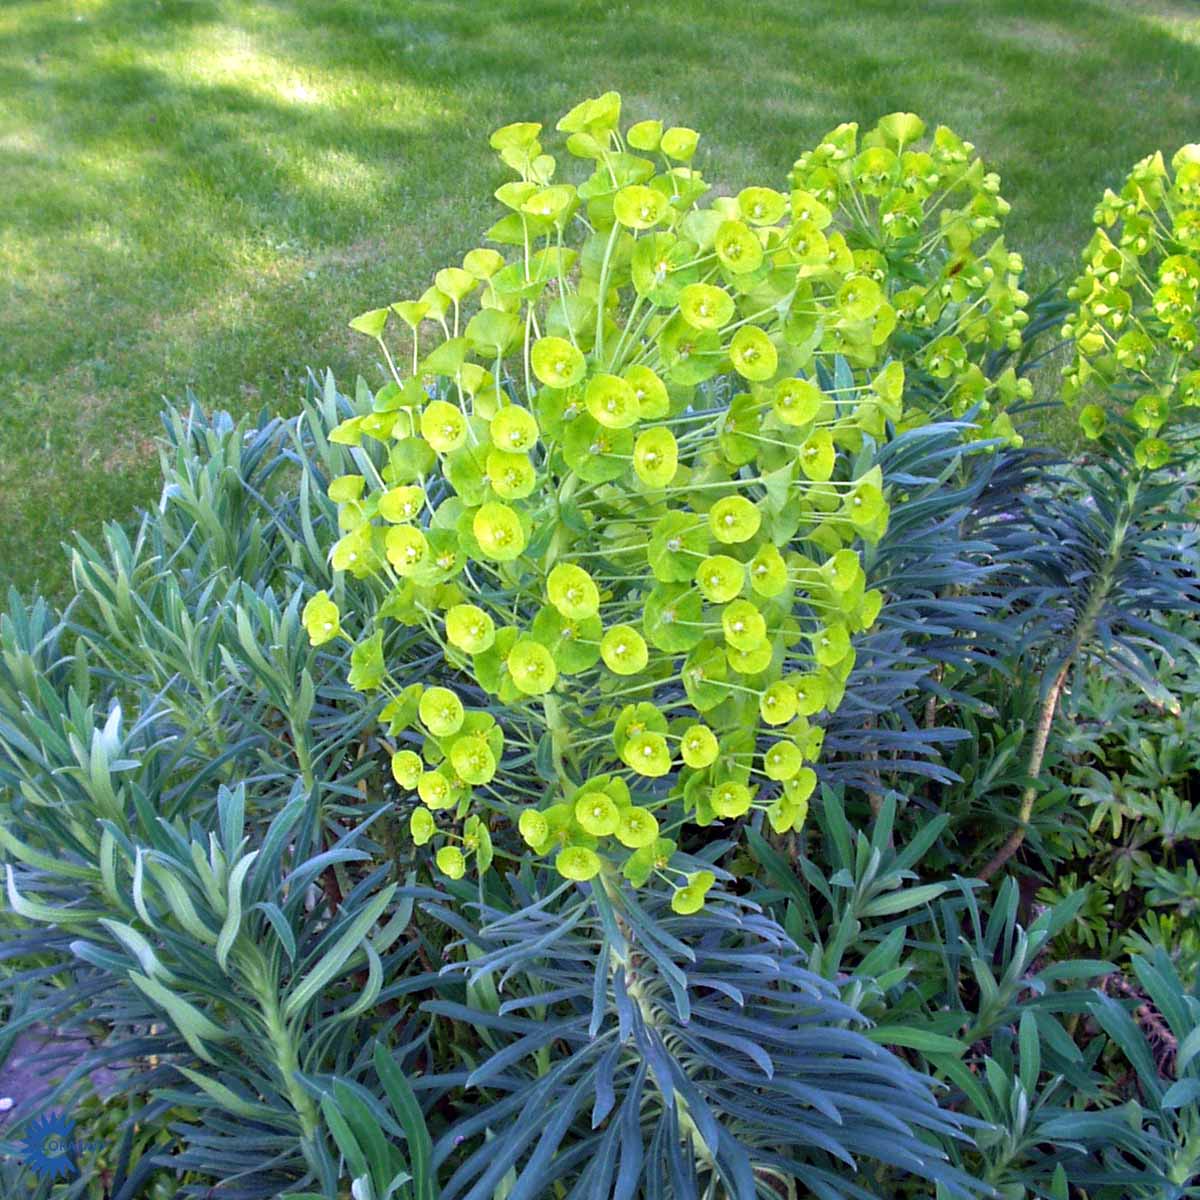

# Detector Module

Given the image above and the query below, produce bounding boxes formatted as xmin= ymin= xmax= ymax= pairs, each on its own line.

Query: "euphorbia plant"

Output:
xmin=976 ymin=142 xmax=1200 ymax=879
xmin=307 ymin=93 xmax=1030 ymax=904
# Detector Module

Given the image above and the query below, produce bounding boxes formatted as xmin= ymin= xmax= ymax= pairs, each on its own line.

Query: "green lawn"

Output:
xmin=2 ymin=0 xmax=1198 ymax=597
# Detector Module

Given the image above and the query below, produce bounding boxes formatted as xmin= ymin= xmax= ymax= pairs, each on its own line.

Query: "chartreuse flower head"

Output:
xmin=845 ymin=468 xmax=886 ymax=531
xmin=391 ymin=749 xmax=423 ymax=790
xmin=799 ymin=429 xmax=835 ymax=481
xmin=792 ymin=673 xmax=828 ymax=716
xmin=547 ymin=563 xmax=600 ymax=619
xmin=729 ymin=327 xmax=778 ymax=382
xmin=518 ymin=808 xmax=549 ymax=849
xmin=532 ymin=336 xmax=586 ymax=388
xmin=709 ymin=495 xmax=761 ymax=544
xmin=722 ymin=599 xmax=767 ymax=651
xmin=710 ymin=781 xmax=753 ymax=818
xmin=661 ymin=125 xmax=699 ymax=161
xmin=302 ymin=591 xmax=341 ymax=646
xmin=575 ymin=790 xmax=619 ymax=835
xmin=410 ymin=808 xmax=436 ymax=845
xmin=419 ymin=687 xmax=465 ymax=737
xmin=331 ymin=525 xmax=375 ymax=577
xmin=446 ymin=603 xmax=495 ymax=653
xmin=760 ymin=681 xmax=798 ymax=726
xmin=616 ymin=806 xmax=659 ymax=848
xmin=729 ymin=641 xmax=772 ymax=676
xmin=671 ymin=870 xmax=716 ymax=914
xmin=738 ymin=186 xmax=787 ymax=225
xmin=622 ymin=731 xmax=672 ymax=777
xmin=715 ymin=220 xmax=763 ymax=274
xmin=601 ymin=625 xmax=649 ymax=675
xmin=556 ymin=845 xmax=602 ymax=881
xmin=764 ymin=740 xmax=804 ymax=782
xmin=487 ymin=449 xmax=537 ymax=500
xmin=625 ymin=365 xmax=669 ymax=418
xmin=418 ymin=770 xmax=456 ymax=811
xmin=822 ymin=548 xmax=863 ymax=593
xmin=774 ymin=378 xmax=823 ymax=426
xmin=451 ymin=734 xmax=497 ymax=785
xmin=586 ymin=373 xmax=640 ymax=429
xmin=507 ymin=638 xmax=558 ymax=695
xmin=614 ymin=184 xmax=669 ymax=230
xmin=324 ymin=94 xmax=1015 ymax=898
xmin=680 ymin=283 xmax=734 ymax=331
xmin=473 ymin=502 xmax=526 ymax=561
xmin=421 ymin=400 xmax=468 ymax=452
xmin=1135 ymin=437 xmax=1172 ymax=469
xmin=696 ymin=555 xmax=744 ymax=604
xmin=379 ymin=485 xmax=425 ymax=523
xmin=749 ymin=544 xmax=788 ymax=597
xmin=436 ymin=845 xmax=466 ymax=879
xmin=386 ymin=526 xmax=429 ymax=575
xmin=681 ymin=723 xmax=719 ymax=768
xmin=633 ymin=427 xmax=678 ymax=487
xmin=491 ymin=405 xmax=539 ymax=451
xmin=767 ymin=789 xmax=809 ymax=835
xmin=813 ymin=621 xmax=851 ymax=667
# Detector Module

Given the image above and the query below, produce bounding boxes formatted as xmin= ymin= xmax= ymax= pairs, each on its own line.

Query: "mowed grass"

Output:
xmin=1 ymin=0 xmax=1198 ymax=596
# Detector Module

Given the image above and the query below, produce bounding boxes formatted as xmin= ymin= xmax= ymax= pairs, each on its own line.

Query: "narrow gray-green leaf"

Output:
xmin=859 ymin=882 xmax=949 ymax=918
xmin=129 ymin=971 xmax=229 ymax=1063
xmin=216 ymin=850 xmax=259 ymax=973
xmin=283 ymin=884 xmax=396 ymax=1021
xmin=99 ymin=919 xmax=176 ymax=983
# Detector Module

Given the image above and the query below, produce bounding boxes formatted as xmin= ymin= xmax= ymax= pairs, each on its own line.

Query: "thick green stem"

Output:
xmin=595 ymin=874 xmax=716 ymax=1177
xmin=541 ymin=692 xmax=574 ymax=785
xmin=978 ymin=477 xmax=1137 ymax=881
xmin=978 ymin=657 xmax=1073 ymax=881
xmin=594 ymin=222 xmax=621 ymax=366
xmin=246 ymin=954 xmax=320 ymax=1139
xmin=546 ymin=472 xmax=581 ymax=569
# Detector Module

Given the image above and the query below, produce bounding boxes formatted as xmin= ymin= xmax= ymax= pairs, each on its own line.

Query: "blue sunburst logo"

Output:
xmin=20 ymin=1110 xmax=80 ymax=1180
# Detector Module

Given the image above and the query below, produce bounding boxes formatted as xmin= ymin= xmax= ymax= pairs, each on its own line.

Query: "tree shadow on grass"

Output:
xmin=0 ymin=0 xmax=1198 ymax=596
xmin=4 ymin=0 xmax=1197 ymax=257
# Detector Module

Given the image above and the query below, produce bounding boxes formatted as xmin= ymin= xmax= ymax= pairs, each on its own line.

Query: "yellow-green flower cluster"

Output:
xmin=315 ymin=95 xmax=1025 ymax=907
xmin=387 ymin=683 xmax=501 ymax=878
xmin=1062 ymin=144 xmax=1200 ymax=467
xmin=787 ymin=114 xmax=1032 ymax=447
xmin=518 ymin=775 xmax=665 ymax=886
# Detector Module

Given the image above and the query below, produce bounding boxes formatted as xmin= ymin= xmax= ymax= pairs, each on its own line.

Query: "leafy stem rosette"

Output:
xmin=305 ymin=93 xmax=1030 ymax=907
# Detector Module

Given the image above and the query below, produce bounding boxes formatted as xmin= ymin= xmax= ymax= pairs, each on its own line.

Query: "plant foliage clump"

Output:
xmin=1 ymin=92 xmax=1199 ymax=1200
